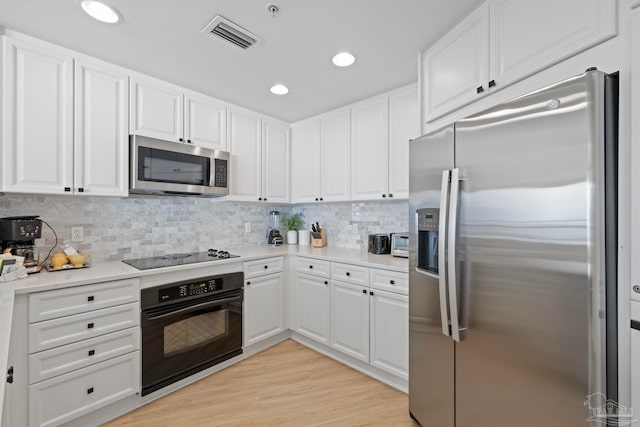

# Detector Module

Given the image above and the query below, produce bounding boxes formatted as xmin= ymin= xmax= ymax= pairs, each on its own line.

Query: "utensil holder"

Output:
xmin=312 ymin=229 xmax=327 ymax=248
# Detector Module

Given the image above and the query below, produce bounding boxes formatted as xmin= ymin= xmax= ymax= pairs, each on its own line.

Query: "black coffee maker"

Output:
xmin=0 ymin=216 xmax=43 ymax=273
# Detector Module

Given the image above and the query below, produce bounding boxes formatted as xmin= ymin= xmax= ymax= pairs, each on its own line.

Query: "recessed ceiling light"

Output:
xmin=270 ymin=84 xmax=289 ymax=95
xmin=332 ymin=52 xmax=355 ymax=67
xmin=80 ymin=0 xmax=121 ymax=24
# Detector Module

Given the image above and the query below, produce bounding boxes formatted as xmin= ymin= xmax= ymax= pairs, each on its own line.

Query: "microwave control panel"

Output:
xmin=214 ymin=159 xmax=228 ymax=188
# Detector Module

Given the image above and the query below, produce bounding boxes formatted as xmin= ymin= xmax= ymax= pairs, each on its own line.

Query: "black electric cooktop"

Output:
xmin=122 ymin=249 xmax=239 ymax=270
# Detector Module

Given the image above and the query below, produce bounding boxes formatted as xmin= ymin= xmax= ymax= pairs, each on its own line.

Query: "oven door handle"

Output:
xmin=145 ymin=296 xmax=241 ymax=321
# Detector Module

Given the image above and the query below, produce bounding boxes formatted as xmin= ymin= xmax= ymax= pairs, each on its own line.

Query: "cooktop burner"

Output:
xmin=122 ymin=249 xmax=239 ymax=270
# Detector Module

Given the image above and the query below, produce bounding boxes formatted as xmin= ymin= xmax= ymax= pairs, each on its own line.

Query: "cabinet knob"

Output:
xmin=369 ymin=291 xmax=374 ymax=296
xmin=187 ymin=139 xmax=192 ymax=144
xmin=382 ymin=194 xmax=387 ymax=198
xmin=87 ymin=296 xmax=94 ymax=302
xmin=64 ymin=187 xmax=71 ymax=192
xmin=264 ymin=265 xmax=268 ymax=269
xmin=259 ymin=197 xmax=263 ymax=201
xmin=362 ymin=289 xmax=367 ymax=294
xmin=315 ymin=198 xmax=319 ymax=201
xmin=346 ymin=272 xmax=351 ymax=276
xmin=324 ymin=281 xmax=328 ymax=285
xmin=389 ymin=194 xmax=393 ymax=198
xmin=476 ymin=86 xmax=484 ymax=94
xmin=264 ymin=198 xmax=267 ymax=201
xmin=247 ymin=281 xmax=251 ymax=286
xmin=88 ymin=349 xmax=95 ymax=356
xmin=634 ymin=285 xmax=640 ymax=294
xmin=319 ymin=197 xmax=323 ymax=201
xmin=488 ymin=80 xmax=496 ymax=88
xmin=87 ymin=323 xmax=94 ymax=329
xmin=87 ymin=387 xmax=94 ymax=395
xmin=309 ymin=265 xmax=313 ymax=269
xmin=390 ymin=280 xmax=395 ymax=285
xmin=179 ymin=138 xmax=184 ymax=142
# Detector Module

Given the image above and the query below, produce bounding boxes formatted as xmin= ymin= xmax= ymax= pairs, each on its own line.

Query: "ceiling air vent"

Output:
xmin=201 ymin=15 xmax=261 ymax=50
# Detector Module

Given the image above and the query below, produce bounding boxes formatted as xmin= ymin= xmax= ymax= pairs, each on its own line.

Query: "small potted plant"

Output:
xmin=282 ymin=213 xmax=304 ymax=245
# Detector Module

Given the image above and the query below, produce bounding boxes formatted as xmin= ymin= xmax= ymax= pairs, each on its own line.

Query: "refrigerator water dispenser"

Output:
xmin=417 ymin=208 xmax=439 ymax=274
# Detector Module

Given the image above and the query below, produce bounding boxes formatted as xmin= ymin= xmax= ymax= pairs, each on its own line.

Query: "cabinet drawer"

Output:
xmin=29 ymin=302 xmax=140 ymax=354
xmin=29 ymin=327 xmax=140 ymax=384
xmin=296 ymin=257 xmax=330 ymax=278
xmin=29 ymin=352 xmax=140 ymax=427
xmin=331 ymin=262 xmax=369 ymax=287
xmin=29 ymin=278 xmax=139 ymax=323
xmin=244 ymin=257 xmax=284 ymax=279
xmin=370 ymin=269 xmax=408 ymax=295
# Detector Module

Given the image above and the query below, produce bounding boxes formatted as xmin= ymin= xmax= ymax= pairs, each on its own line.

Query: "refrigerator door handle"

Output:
xmin=438 ymin=170 xmax=451 ymax=337
xmin=448 ymin=168 xmax=462 ymax=342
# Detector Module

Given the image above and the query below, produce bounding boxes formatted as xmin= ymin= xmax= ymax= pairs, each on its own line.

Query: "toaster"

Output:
xmin=368 ymin=234 xmax=391 ymax=255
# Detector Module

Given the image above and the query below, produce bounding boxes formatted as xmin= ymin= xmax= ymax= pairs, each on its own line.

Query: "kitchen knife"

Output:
xmin=311 ymin=224 xmax=317 ymax=232
xmin=316 ymin=222 xmax=321 ymax=231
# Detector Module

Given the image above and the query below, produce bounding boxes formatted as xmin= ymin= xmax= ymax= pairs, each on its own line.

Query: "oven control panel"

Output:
xmin=159 ymin=278 xmax=222 ymax=302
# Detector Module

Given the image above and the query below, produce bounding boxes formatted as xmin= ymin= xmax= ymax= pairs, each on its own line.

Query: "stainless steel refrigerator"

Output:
xmin=408 ymin=70 xmax=618 ymax=427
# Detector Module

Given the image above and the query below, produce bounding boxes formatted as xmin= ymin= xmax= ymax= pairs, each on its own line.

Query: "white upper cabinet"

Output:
xmin=320 ymin=109 xmax=351 ymax=202
xmin=130 ymin=76 xmax=183 ymax=142
xmin=130 ymin=76 xmax=227 ymax=150
xmin=74 ymin=58 xmax=129 ymax=197
xmin=388 ymin=85 xmax=420 ymax=199
xmin=489 ymin=0 xmax=617 ymax=89
xmin=227 ymin=107 xmax=262 ymax=201
xmin=351 ymin=96 xmax=389 ymax=201
xmin=2 ymin=35 xmax=74 ymax=194
xmin=262 ymin=119 xmax=291 ymax=203
xmin=291 ymin=120 xmax=322 ymax=203
xmin=421 ymin=0 xmax=617 ymax=123
xmin=421 ymin=4 xmax=490 ymax=123
xmin=291 ymin=108 xmax=350 ymax=203
xmin=184 ymin=92 xmax=227 ymax=151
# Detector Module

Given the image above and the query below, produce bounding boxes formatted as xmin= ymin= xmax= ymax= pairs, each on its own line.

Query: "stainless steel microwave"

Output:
xmin=129 ymin=135 xmax=229 ymax=197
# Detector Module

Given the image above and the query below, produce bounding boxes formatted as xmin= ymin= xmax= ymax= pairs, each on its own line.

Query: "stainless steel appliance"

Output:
xmin=409 ymin=70 xmax=618 ymax=427
xmin=141 ymin=272 xmax=243 ymax=395
xmin=0 ymin=216 xmax=43 ymax=273
xmin=368 ymin=234 xmax=390 ymax=255
xmin=130 ymin=135 xmax=230 ymax=196
xmin=391 ymin=232 xmax=409 ymax=258
xmin=123 ymin=249 xmax=239 ymax=270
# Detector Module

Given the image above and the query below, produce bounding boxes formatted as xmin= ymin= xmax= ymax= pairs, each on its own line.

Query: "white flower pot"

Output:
xmin=287 ymin=230 xmax=298 ymax=245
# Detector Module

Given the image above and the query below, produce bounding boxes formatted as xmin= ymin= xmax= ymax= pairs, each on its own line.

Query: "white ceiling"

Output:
xmin=0 ymin=0 xmax=482 ymax=122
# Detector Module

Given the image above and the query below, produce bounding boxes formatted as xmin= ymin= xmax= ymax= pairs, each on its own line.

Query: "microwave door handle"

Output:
xmin=448 ymin=168 xmax=462 ymax=342
xmin=438 ymin=170 xmax=451 ymax=337
xmin=145 ymin=296 xmax=241 ymax=321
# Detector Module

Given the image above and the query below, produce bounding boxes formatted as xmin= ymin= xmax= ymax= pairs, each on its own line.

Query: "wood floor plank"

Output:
xmin=101 ymin=339 xmax=417 ymax=426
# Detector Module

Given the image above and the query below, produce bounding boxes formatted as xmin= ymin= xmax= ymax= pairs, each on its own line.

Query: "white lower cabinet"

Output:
xmin=369 ymin=289 xmax=408 ymax=379
xmin=244 ymin=272 xmax=284 ymax=346
xmin=330 ymin=280 xmax=369 ymax=362
xmin=296 ymin=273 xmax=331 ymax=344
xmin=29 ymin=352 xmax=140 ymax=427
xmin=26 ymin=281 xmax=141 ymax=427
xmin=632 ymin=326 xmax=640 ymax=418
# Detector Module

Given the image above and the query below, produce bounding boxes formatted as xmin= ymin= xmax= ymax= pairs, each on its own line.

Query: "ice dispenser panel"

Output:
xmin=417 ymin=208 xmax=439 ymax=275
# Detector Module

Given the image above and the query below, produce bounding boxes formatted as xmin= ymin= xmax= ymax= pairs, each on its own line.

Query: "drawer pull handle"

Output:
xmin=87 ymin=323 xmax=94 ymax=329
xmin=370 ymin=291 xmax=374 ymax=296
xmin=324 ymin=281 xmax=328 ymax=285
xmin=264 ymin=265 xmax=268 ymax=269
xmin=362 ymin=289 xmax=367 ymax=294
xmin=390 ymin=280 xmax=395 ymax=285
xmin=87 ymin=295 xmax=95 ymax=302
xmin=247 ymin=281 xmax=251 ymax=285
xmin=87 ymin=387 xmax=94 ymax=395
xmin=346 ymin=272 xmax=351 ymax=276
xmin=309 ymin=265 xmax=313 ymax=269
xmin=88 ymin=349 xmax=95 ymax=356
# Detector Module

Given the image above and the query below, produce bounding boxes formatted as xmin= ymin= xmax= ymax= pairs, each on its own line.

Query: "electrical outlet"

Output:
xmin=352 ymin=223 xmax=358 ymax=233
xmin=244 ymin=222 xmax=251 ymax=233
xmin=71 ymin=226 xmax=84 ymax=242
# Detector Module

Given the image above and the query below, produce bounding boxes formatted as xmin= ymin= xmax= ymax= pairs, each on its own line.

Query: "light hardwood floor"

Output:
xmin=102 ymin=339 xmax=417 ymax=427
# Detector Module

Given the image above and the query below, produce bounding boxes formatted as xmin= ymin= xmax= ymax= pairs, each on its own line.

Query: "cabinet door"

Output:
xmin=370 ymin=289 xmax=408 ymax=379
xmin=320 ymin=109 xmax=350 ymax=201
xmin=490 ymin=0 xmax=616 ymax=90
xmin=227 ymin=108 xmax=262 ymax=201
xmin=184 ymin=92 xmax=227 ymax=150
xmin=74 ymin=59 xmax=129 ymax=197
xmin=296 ymin=273 xmax=330 ymax=343
xmin=632 ymin=4 xmax=640 ymax=304
xmin=262 ymin=119 xmax=290 ymax=203
xmin=2 ymin=36 xmax=74 ymax=194
xmin=129 ymin=76 xmax=183 ymax=142
xmin=291 ymin=120 xmax=321 ymax=203
xmin=632 ymin=327 xmax=640 ymax=422
xmin=421 ymin=4 xmax=489 ymax=122
xmin=388 ymin=86 xmax=419 ymax=200
xmin=330 ymin=281 xmax=369 ymax=362
xmin=350 ymin=96 xmax=389 ymax=201
xmin=244 ymin=273 xmax=284 ymax=347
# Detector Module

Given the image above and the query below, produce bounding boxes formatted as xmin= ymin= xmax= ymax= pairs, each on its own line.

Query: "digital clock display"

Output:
xmin=189 ymin=283 xmax=207 ymax=292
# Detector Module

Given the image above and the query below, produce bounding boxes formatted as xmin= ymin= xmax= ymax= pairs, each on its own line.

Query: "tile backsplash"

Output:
xmin=0 ymin=195 xmax=408 ymax=263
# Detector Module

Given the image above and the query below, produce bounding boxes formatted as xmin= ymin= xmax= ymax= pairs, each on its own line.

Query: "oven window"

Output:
xmin=163 ymin=310 xmax=229 ymax=357
xmin=138 ymin=146 xmax=210 ymax=186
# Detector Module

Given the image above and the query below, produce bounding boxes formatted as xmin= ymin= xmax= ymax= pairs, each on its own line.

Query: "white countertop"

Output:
xmin=0 ymin=245 xmax=407 ymax=421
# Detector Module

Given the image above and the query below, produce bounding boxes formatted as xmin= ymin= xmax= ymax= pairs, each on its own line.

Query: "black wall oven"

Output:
xmin=141 ymin=272 xmax=243 ymax=396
